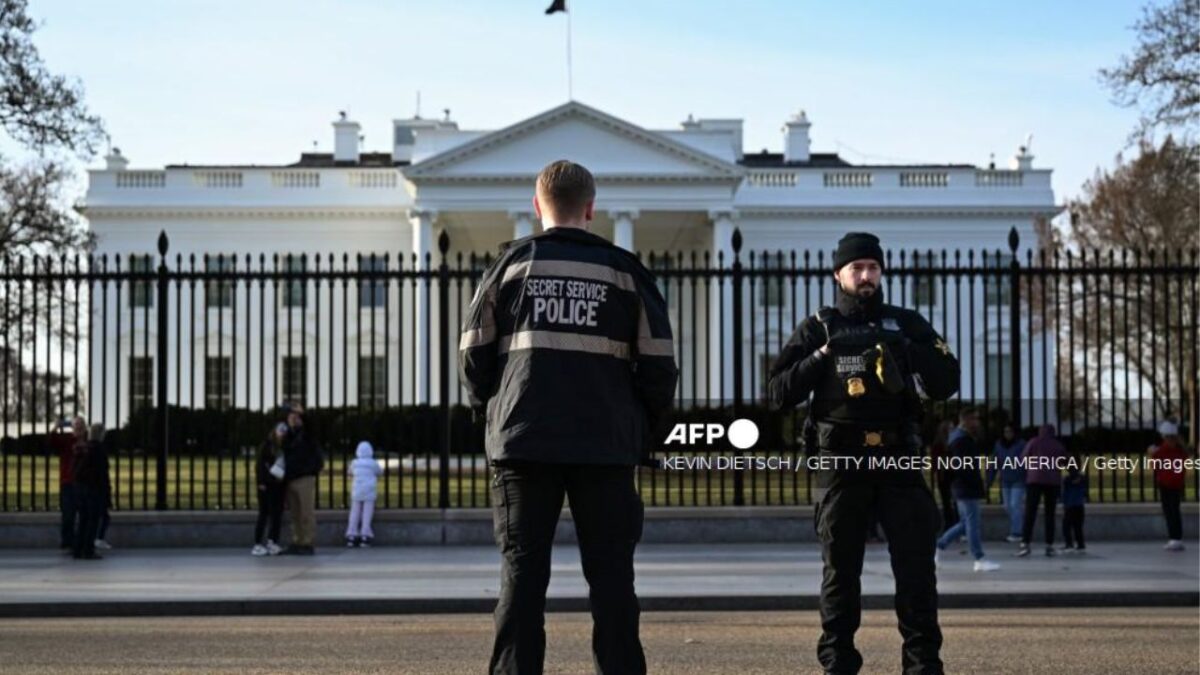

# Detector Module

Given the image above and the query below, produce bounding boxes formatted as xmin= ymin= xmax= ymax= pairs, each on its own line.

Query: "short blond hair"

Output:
xmin=536 ymin=160 xmax=595 ymax=222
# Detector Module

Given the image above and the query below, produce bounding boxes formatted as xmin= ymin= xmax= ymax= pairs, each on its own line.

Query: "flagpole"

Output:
xmin=566 ymin=3 xmax=574 ymax=100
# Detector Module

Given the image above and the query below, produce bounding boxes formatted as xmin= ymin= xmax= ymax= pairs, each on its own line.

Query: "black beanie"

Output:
xmin=833 ymin=232 xmax=884 ymax=271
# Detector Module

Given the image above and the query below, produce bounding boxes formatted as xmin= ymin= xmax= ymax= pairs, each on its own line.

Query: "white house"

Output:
xmin=82 ymin=101 xmax=1060 ymax=426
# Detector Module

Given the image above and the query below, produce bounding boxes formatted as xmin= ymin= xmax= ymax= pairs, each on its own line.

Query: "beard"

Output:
xmin=836 ymin=282 xmax=885 ymax=319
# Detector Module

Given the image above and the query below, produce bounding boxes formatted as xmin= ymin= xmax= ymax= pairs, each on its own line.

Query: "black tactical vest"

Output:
xmin=810 ymin=305 xmax=920 ymax=430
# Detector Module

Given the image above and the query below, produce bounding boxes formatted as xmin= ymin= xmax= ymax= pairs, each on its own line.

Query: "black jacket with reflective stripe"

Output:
xmin=458 ymin=226 xmax=678 ymax=466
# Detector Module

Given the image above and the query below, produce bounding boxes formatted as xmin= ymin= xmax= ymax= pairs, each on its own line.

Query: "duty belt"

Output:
xmin=816 ymin=422 xmax=905 ymax=450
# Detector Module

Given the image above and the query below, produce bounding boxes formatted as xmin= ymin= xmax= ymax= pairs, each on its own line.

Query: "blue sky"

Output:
xmin=28 ymin=0 xmax=1151 ymax=201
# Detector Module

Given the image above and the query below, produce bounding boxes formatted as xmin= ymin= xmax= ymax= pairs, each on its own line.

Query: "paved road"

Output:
xmin=0 ymin=608 xmax=1196 ymax=674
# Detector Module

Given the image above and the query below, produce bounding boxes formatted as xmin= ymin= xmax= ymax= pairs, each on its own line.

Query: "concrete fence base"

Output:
xmin=2 ymin=503 xmax=1196 ymax=549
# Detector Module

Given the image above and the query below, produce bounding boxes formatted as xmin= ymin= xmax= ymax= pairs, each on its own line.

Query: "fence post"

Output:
xmin=437 ymin=230 xmax=451 ymax=509
xmin=731 ymin=228 xmax=745 ymax=506
xmin=154 ymin=231 xmax=170 ymax=511
xmin=1008 ymin=227 xmax=1022 ymax=429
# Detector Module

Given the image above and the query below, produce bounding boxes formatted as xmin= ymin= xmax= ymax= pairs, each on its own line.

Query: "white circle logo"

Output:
xmin=727 ymin=418 xmax=759 ymax=450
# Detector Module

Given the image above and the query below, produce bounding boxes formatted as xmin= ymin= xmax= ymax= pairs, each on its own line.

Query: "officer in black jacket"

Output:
xmin=459 ymin=160 xmax=678 ymax=675
xmin=767 ymin=232 xmax=959 ymax=675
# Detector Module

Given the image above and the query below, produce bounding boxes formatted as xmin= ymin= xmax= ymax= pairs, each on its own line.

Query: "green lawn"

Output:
xmin=1 ymin=454 xmax=1195 ymax=511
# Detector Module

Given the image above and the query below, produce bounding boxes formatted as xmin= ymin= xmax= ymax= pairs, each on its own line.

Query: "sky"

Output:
xmin=24 ymin=0 xmax=1154 ymax=202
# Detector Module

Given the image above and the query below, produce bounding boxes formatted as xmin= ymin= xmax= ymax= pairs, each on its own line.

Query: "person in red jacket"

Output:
xmin=51 ymin=417 xmax=86 ymax=551
xmin=1148 ymin=420 xmax=1190 ymax=551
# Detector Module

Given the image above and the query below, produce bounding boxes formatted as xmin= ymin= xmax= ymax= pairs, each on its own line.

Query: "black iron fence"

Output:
xmin=1 ymin=228 xmax=1197 ymax=511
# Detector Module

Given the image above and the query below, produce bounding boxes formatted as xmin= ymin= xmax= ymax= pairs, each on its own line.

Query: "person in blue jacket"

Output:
xmin=987 ymin=423 xmax=1026 ymax=543
xmin=1060 ymin=463 xmax=1088 ymax=553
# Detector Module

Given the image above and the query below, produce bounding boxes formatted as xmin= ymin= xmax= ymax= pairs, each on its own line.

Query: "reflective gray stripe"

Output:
xmin=635 ymin=290 xmax=674 ymax=357
xmin=502 ymin=260 xmax=636 ymax=292
xmin=459 ymin=324 xmax=496 ymax=350
xmin=499 ymin=330 xmax=631 ymax=360
xmin=637 ymin=337 xmax=675 ymax=357
xmin=460 ymin=281 xmax=498 ymax=350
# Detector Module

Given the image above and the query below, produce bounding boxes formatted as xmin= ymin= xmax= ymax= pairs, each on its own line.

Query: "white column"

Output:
xmin=609 ymin=209 xmax=638 ymax=252
xmin=709 ymin=209 xmax=738 ymax=403
xmin=409 ymin=208 xmax=436 ymax=404
xmin=509 ymin=210 xmax=535 ymax=240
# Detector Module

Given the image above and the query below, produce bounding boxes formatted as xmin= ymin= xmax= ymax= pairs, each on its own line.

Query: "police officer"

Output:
xmin=459 ymin=160 xmax=678 ymax=675
xmin=767 ymin=232 xmax=959 ymax=675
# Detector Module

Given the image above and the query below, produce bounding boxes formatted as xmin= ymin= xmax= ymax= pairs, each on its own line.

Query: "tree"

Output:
xmin=0 ymin=0 xmax=104 ymax=255
xmin=0 ymin=0 xmax=105 ymax=426
xmin=1100 ymin=0 xmax=1200 ymax=139
xmin=1045 ymin=0 xmax=1200 ymax=438
xmin=1069 ymin=137 xmax=1198 ymax=252
xmin=1060 ymin=137 xmax=1198 ymax=432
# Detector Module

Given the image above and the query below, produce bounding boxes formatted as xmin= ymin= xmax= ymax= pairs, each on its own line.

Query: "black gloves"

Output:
xmin=861 ymin=343 xmax=906 ymax=394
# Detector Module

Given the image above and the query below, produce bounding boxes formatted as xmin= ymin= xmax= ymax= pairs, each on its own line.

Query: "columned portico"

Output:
xmin=508 ymin=209 xmax=535 ymax=239
xmin=709 ymin=209 xmax=738 ymax=402
xmin=609 ymin=208 xmax=639 ymax=251
xmin=409 ymin=207 xmax=437 ymax=403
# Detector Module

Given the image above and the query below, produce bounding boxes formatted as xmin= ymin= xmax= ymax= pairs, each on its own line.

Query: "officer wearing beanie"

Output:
xmin=767 ymin=232 xmax=959 ymax=675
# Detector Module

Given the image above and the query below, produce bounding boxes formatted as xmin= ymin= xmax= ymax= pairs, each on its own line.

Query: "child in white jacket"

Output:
xmin=345 ymin=441 xmax=383 ymax=547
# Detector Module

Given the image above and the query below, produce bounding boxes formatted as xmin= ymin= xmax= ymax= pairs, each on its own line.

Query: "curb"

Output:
xmin=2 ymin=592 xmax=1195 ymax=619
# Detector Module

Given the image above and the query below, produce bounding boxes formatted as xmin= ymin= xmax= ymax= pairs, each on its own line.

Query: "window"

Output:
xmin=358 ymin=255 xmax=387 ymax=309
xmin=129 ymin=255 xmax=154 ymax=308
xmin=985 ymin=253 xmax=1013 ymax=307
xmin=986 ymin=353 xmax=1012 ymax=401
xmin=358 ymin=356 xmax=387 ymax=408
xmin=758 ymin=253 xmax=787 ymax=308
xmin=281 ymin=356 xmax=306 ymax=406
xmin=205 ymin=255 xmax=234 ymax=308
xmin=912 ymin=252 xmax=937 ymax=307
xmin=129 ymin=356 xmax=153 ymax=412
xmin=281 ymin=256 xmax=306 ymax=308
xmin=205 ymin=356 xmax=232 ymax=410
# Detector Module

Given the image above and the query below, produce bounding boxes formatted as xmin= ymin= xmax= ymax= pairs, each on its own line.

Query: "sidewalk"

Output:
xmin=1 ymin=541 xmax=1195 ymax=617
xmin=4 ymin=503 xmax=1195 ymax=548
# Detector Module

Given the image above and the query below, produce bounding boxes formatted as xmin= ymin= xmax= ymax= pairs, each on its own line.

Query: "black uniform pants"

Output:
xmin=934 ymin=473 xmax=958 ymax=530
xmin=489 ymin=462 xmax=645 ymax=675
xmin=814 ymin=480 xmax=944 ymax=675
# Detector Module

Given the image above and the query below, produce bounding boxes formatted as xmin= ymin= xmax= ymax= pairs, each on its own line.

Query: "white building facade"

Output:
xmin=83 ymin=101 xmax=1060 ymax=425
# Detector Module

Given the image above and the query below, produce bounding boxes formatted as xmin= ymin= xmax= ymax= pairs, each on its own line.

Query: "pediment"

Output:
xmin=405 ymin=101 xmax=740 ymax=181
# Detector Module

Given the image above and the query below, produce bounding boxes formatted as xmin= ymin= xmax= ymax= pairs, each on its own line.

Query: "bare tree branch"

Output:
xmin=1100 ymin=0 xmax=1200 ymax=141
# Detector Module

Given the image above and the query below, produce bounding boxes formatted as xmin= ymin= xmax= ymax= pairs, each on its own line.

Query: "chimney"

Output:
xmin=1010 ymin=145 xmax=1034 ymax=171
xmin=782 ymin=110 xmax=811 ymax=163
xmin=333 ymin=111 xmax=361 ymax=163
xmin=105 ymin=147 xmax=129 ymax=171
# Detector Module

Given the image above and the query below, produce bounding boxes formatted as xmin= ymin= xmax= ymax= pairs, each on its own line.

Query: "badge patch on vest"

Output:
xmin=935 ymin=338 xmax=952 ymax=356
xmin=881 ymin=318 xmax=900 ymax=332
xmin=835 ymin=355 xmax=868 ymax=376
xmin=846 ymin=377 xmax=866 ymax=397
xmin=864 ymin=431 xmax=883 ymax=447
